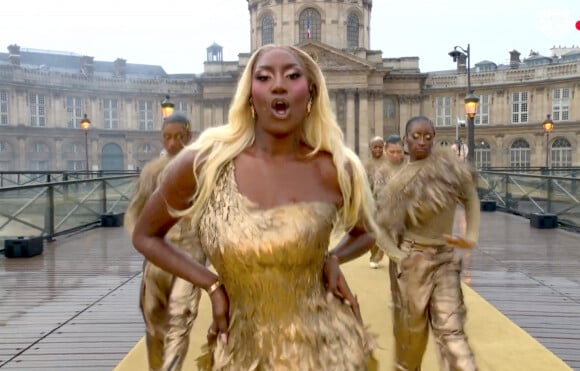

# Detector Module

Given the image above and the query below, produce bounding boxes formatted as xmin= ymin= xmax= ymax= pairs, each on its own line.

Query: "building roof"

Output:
xmin=0 ymin=47 xmax=168 ymax=78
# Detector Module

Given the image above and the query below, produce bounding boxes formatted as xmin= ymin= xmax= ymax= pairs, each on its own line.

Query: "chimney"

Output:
xmin=114 ymin=58 xmax=126 ymax=77
xmin=456 ymin=53 xmax=467 ymax=74
xmin=509 ymin=50 xmax=521 ymax=68
xmin=7 ymin=44 xmax=21 ymax=66
xmin=80 ymin=55 xmax=94 ymax=76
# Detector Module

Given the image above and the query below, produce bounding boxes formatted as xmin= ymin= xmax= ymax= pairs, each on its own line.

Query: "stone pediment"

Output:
xmin=298 ymin=41 xmax=375 ymax=71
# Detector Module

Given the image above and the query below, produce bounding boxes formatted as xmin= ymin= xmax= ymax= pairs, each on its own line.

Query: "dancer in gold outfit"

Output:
xmin=132 ymin=45 xmax=377 ymax=370
xmin=376 ymin=116 xmax=480 ymax=371
xmin=364 ymin=136 xmax=386 ymax=268
xmin=369 ymin=134 xmax=405 ymax=268
xmin=125 ymin=112 xmax=206 ymax=371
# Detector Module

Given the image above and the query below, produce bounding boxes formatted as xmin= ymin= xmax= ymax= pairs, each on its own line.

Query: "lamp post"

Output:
xmin=542 ymin=114 xmax=554 ymax=213
xmin=161 ymin=95 xmax=175 ymax=119
xmin=80 ymin=113 xmax=91 ymax=173
xmin=449 ymin=44 xmax=479 ymax=164
xmin=542 ymin=114 xmax=554 ymax=169
xmin=455 ymin=118 xmax=465 ymax=159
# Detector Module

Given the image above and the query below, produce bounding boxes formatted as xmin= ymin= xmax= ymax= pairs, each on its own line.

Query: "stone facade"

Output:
xmin=0 ymin=1 xmax=579 ymax=171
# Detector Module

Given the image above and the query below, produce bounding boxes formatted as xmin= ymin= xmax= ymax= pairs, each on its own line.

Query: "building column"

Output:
xmin=203 ymin=103 xmax=213 ymax=130
xmin=90 ymin=137 xmax=98 ymax=171
xmin=346 ymin=91 xmax=355 ymax=150
xmin=373 ymin=92 xmax=383 ymax=140
xmin=17 ymin=136 xmax=26 ymax=170
xmin=213 ymin=100 xmax=224 ymax=127
xmin=358 ymin=91 xmax=369 ymax=159
xmin=494 ymin=135 xmax=504 ymax=167
xmin=55 ymin=139 xmax=63 ymax=170
xmin=192 ymin=101 xmax=203 ymax=133
xmin=126 ymin=140 xmax=135 ymax=170
xmin=535 ymin=133 xmax=546 ymax=167
xmin=124 ymin=99 xmax=134 ymax=130
xmin=330 ymin=91 xmax=337 ymax=118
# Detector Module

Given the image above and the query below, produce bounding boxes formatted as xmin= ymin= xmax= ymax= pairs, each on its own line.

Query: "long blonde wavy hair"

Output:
xmin=181 ymin=44 xmax=376 ymax=233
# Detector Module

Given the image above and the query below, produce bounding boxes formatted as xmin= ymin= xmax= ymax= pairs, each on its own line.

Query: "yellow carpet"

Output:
xmin=115 ymin=256 xmax=571 ymax=371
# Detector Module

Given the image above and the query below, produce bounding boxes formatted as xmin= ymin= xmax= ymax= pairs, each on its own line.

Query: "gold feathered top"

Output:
xmin=375 ymin=148 xmax=479 ymax=261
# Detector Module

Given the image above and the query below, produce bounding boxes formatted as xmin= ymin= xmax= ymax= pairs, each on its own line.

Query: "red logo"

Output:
xmin=576 ymin=20 xmax=580 ymax=30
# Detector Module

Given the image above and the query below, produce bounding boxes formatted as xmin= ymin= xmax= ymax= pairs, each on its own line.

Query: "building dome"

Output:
xmin=247 ymin=0 xmax=372 ymax=51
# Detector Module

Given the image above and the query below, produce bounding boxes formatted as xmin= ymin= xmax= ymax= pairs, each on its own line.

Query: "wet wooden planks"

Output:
xmin=0 ymin=228 xmax=144 ymax=370
xmin=1 ymin=212 xmax=580 ymax=370
xmin=464 ymin=212 xmax=580 ymax=370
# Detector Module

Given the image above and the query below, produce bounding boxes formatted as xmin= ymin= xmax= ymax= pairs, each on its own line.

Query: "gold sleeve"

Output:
xmin=462 ymin=177 xmax=481 ymax=244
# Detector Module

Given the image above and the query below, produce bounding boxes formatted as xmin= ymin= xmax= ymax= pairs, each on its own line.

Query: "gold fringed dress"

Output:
xmin=197 ymin=162 xmax=375 ymax=370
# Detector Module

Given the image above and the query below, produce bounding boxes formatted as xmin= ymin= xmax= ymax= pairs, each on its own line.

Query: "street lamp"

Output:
xmin=80 ymin=113 xmax=91 ymax=172
xmin=542 ymin=114 xmax=554 ymax=169
xmin=161 ymin=95 xmax=175 ymax=119
xmin=449 ymin=44 xmax=479 ymax=164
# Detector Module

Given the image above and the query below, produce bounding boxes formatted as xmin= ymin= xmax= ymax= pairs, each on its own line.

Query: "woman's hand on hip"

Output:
xmin=207 ymin=285 xmax=229 ymax=345
xmin=323 ymin=254 xmax=362 ymax=323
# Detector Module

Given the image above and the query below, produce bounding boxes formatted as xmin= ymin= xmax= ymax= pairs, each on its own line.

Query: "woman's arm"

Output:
xmin=327 ymin=220 xmax=375 ymax=263
xmin=132 ymin=149 xmax=230 ymax=342
xmin=131 ymin=150 xmax=217 ymax=290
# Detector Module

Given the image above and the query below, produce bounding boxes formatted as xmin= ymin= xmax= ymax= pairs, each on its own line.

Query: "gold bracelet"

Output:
xmin=206 ymin=280 xmax=221 ymax=296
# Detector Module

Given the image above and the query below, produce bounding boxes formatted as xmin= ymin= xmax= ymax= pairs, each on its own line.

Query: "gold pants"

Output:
xmin=389 ymin=242 xmax=476 ymax=371
xmin=140 ymin=261 xmax=202 ymax=371
xmin=370 ymin=244 xmax=384 ymax=263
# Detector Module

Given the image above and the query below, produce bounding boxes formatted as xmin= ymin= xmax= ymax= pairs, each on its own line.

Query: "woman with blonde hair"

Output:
xmin=132 ymin=44 xmax=377 ymax=370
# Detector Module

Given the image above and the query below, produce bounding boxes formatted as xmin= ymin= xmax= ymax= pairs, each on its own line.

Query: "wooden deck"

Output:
xmin=0 ymin=211 xmax=579 ymax=370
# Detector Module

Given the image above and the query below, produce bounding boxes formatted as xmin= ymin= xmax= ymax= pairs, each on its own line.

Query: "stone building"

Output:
xmin=0 ymin=0 xmax=579 ymax=171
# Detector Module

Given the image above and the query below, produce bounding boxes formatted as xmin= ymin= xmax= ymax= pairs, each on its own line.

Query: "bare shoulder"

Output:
xmin=312 ymin=151 xmax=339 ymax=184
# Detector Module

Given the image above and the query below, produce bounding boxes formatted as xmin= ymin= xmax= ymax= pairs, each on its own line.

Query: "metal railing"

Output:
xmin=0 ymin=170 xmax=140 ymax=188
xmin=0 ymin=174 xmax=138 ymax=243
xmin=478 ymin=170 xmax=580 ymax=229
xmin=2 ymin=169 xmax=578 ymax=246
xmin=479 ymin=167 xmax=580 ymax=178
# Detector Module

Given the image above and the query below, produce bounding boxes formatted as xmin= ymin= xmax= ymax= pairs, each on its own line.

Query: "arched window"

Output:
xmin=510 ymin=139 xmax=530 ymax=169
xmin=261 ymin=15 xmax=274 ymax=45
xmin=346 ymin=13 xmax=359 ymax=49
xmin=550 ymin=138 xmax=572 ymax=167
xmin=475 ymin=140 xmax=491 ymax=169
xmin=101 ymin=143 xmax=124 ymax=171
xmin=0 ymin=141 xmax=10 ymax=152
xmin=299 ymin=8 xmax=321 ymax=42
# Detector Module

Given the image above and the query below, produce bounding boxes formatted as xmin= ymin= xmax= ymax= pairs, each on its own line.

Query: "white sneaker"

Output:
xmin=369 ymin=262 xmax=379 ymax=269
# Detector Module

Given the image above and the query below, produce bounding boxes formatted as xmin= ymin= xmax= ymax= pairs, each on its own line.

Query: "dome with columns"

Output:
xmin=247 ymin=0 xmax=372 ymax=52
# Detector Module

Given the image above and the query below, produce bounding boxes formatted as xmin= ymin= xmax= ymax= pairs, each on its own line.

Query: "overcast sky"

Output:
xmin=1 ymin=0 xmax=578 ymax=74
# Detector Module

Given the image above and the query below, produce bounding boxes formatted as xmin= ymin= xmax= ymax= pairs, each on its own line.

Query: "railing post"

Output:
xmin=503 ymin=174 xmax=509 ymax=210
xmin=546 ymin=177 xmax=553 ymax=214
xmin=63 ymin=173 xmax=69 ymax=200
xmin=101 ymin=179 xmax=107 ymax=214
xmin=45 ymin=176 xmax=55 ymax=241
